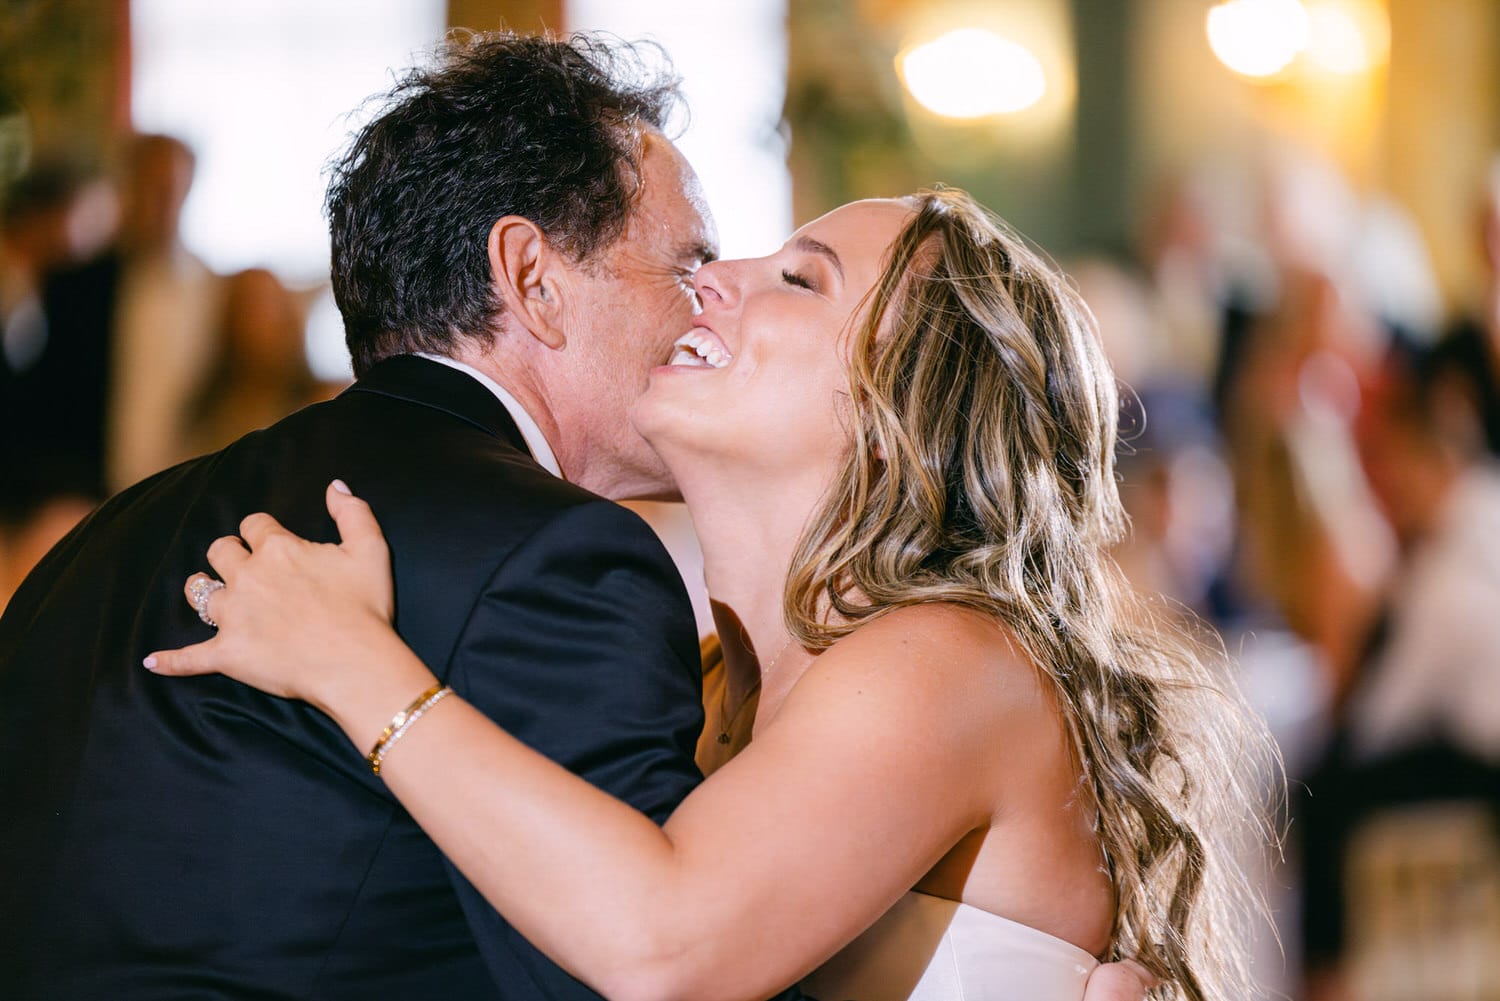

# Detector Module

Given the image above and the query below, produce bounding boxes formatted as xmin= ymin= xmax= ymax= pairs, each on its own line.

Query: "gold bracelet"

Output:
xmin=366 ymin=682 xmax=453 ymax=775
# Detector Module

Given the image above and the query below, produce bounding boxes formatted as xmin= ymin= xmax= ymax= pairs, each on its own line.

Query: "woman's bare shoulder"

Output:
xmin=826 ymin=603 xmax=1023 ymax=674
xmin=809 ymin=603 xmax=1047 ymax=725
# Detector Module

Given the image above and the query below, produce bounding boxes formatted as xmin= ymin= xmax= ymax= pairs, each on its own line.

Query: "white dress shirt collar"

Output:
xmin=413 ymin=352 xmax=562 ymax=479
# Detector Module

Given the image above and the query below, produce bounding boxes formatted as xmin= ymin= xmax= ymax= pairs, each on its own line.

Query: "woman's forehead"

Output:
xmin=797 ymin=198 xmax=913 ymax=240
xmin=791 ymin=199 xmax=915 ymax=281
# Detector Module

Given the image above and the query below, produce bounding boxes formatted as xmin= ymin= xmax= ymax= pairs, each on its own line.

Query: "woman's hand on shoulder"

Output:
xmin=145 ymin=481 xmax=407 ymax=715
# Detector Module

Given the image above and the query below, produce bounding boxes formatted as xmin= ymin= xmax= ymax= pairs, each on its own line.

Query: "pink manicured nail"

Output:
xmin=143 ymin=656 xmax=158 ymax=670
xmin=332 ymin=479 xmax=352 ymax=495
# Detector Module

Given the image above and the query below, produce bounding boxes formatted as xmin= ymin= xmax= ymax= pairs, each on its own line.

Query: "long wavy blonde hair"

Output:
xmin=785 ymin=189 xmax=1274 ymax=1000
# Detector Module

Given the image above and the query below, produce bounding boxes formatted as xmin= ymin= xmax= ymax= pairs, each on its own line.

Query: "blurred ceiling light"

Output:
xmin=898 ymin=28 xmax=1047 ymax=118
xmin=1206 ymin=0 xmax=1311 ymax=78
xmin=1304 ymin=0 xmax=1389 ymax=75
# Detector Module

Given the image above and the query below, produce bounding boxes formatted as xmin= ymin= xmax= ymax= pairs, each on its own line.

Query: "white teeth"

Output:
xmin=669 ymin=347 xmax=708 ymax=367
xmin=671 ymin=330 xmax=732 ymax=369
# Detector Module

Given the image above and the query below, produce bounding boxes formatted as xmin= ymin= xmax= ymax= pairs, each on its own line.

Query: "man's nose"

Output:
xmin=691 ymin=260 xmax=732 ymax=307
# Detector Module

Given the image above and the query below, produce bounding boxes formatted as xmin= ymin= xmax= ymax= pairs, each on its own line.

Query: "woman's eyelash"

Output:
xmin=781 ymin=269 xmax=813 ymax=290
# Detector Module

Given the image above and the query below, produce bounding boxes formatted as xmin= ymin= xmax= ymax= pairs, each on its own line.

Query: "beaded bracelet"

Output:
xmin=366 ymin=682 xmax=454 ymax=775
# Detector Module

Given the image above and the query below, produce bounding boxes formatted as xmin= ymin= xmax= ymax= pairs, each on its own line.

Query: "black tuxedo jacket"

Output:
xmin=0 ymin=355 xmax=707 ymax=999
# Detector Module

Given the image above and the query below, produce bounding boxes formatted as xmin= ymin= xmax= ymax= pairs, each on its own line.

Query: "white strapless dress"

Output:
xmin=804 ymin=891 xmax=1099 ymax=1001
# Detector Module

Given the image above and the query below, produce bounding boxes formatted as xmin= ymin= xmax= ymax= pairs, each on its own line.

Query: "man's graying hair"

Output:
xmin=326 ymin=31 xmax=683 ymax=376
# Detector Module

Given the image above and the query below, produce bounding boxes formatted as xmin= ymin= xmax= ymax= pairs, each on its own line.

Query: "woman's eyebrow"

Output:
xmin=792 ymin=236 xmax=844 ymax=282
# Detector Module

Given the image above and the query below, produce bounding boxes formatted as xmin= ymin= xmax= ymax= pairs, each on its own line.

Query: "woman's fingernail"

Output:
xmin=332 ymin=479 xmax=352 ymax=495
xmin=143 ymin=655 xmax=158 ymax=671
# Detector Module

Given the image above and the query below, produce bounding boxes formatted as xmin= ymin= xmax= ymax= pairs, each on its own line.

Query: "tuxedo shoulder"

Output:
xmin=511 ymin=496 xmax=675 ymax=557
xmin=341 ymin=457 xmax=618 ymax=572
xmin=258 ymin=390 xmax=602 ymax=526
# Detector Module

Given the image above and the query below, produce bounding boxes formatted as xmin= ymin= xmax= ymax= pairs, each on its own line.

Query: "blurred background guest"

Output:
xmin=0 ymin=162 xmax=104 ymax=615
xmin=1112 ymin=383 xmax=1237 ymax=625
xmin=0 ymin=162 xmax=86 ymax=384
xmin=1299 ymin=337 xmax=1500 ymax=1001
xmin=8 ymin=133 xmax=216 ymax=504
xmin=34 ymin=133 xmax=218 ymax=496
xmin=181 ymin=267 xmax=335 ymax=456
xmin=1438 ymin=159 xmax=1500 ymax=458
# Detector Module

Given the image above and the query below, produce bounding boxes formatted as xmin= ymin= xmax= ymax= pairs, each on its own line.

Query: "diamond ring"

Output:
xmin=189 ymin=577 xmax=226 ymax=629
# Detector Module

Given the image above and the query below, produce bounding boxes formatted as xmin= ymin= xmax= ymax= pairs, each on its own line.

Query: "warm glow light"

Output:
xmin=1304 ymin=1 xmax=1388 ymax=75
xmin=899 ymin=28 xmax=1047 ymax=118
xmin=1206 ymin=0 xmax=1310 ymax=78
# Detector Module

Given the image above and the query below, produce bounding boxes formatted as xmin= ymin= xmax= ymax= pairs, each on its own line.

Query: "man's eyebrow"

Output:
xmin=683 ymin=242 xmax=718 ymax=265
xmin=793 ymin=236 xmax=844 ymax=282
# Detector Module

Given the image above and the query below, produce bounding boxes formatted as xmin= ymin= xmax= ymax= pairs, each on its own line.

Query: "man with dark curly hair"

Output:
xmin=2 ymin=32 xmax=719 ymax=999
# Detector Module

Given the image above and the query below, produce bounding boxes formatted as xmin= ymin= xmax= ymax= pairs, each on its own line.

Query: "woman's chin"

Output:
xmin=631 ymin=402 xmax=739 ymax=492
xmin=633 ymin=424 xmax=699 ymax=478
xmin=629 ymin=398 xmax=690 ymax=465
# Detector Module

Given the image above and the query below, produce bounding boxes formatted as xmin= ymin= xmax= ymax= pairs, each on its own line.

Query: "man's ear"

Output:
xmin=488 ymin=216 xmax=567 ymax=349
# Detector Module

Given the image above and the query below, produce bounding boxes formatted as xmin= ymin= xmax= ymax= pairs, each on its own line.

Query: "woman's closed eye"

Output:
xmin=781 ymin=269 xmax=816 ymax=292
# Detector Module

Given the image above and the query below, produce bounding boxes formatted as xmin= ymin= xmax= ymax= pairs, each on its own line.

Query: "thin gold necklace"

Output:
xmin=715 ymin=640 xmax=791 ymax=746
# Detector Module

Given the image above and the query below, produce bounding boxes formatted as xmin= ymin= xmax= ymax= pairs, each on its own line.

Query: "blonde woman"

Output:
xmin=151 ymin=189 xmax=1267 ymax=1000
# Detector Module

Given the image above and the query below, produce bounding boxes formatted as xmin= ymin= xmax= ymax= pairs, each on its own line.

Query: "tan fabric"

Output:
xmin=696 ymin=634 xmax=760 ymax=777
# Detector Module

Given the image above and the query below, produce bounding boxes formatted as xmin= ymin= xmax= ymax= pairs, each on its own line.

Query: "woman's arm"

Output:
xmin=147 ymin=485 xmax=1016 ymax=1000
xmin=359 ymin=626 xmax=1002 ymax=1001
